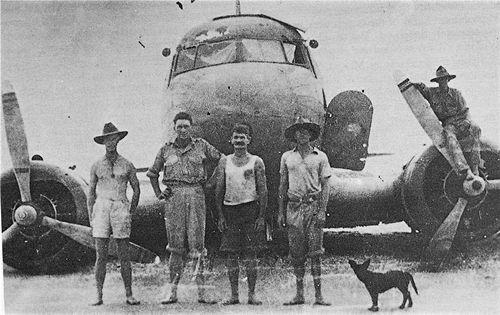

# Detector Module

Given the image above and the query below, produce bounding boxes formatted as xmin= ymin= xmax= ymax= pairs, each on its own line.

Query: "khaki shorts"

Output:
xmin=444 ymin=118 xmax=473 ymax=140
xmin=286 ymin=200 xmax=325 ymax=265
xmin=92 ymin=198 xmax=131 ymax=239
xmin=164 ymin=185 xmax=206 ymax=258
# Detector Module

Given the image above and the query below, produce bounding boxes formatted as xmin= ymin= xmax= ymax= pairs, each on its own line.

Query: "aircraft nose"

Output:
xmin=223 ymin=64 xmax=322 ymax=117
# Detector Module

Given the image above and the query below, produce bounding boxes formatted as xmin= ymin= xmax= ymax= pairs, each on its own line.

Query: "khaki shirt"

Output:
xmin=147 ymin=137 xmax=221 ymax=185
xmin=415 ymin=83 xmax=469 ymax=124
xmin=90 ymin=154 xmax=135 ymax=202
xmin=280 ymin=147 xmax=332 ymax=199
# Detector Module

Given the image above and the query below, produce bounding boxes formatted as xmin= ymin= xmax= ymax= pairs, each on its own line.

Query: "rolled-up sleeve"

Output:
xmin=146 ymin=147 xmax=164 ymax=178
xmin=204 ymin=140 xmax=221 ymax=161
xmin=319 ymin=153 xmax=332 ymax=180
xmin=414 ymin=82 xmax=431 ymax=102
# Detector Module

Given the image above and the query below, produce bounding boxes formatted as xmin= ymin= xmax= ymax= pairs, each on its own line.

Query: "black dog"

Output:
xmin=348 ymin=259 xmax=418 ymax=312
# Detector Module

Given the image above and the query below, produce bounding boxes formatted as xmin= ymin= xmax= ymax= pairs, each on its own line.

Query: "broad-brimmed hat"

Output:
xmin=284 ymin=117 xmax=320 ymax=142
xmin=94 ymin=122 xmax=128 ymax=144
xmin=430 ymin=66 xmax=456 ymax=83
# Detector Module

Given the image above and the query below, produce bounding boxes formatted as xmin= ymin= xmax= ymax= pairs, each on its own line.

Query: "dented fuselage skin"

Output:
xmin=162 ymin=15 xmax=325 ymax=217
xmin=158 ymin=14 xmax=402 ymax=231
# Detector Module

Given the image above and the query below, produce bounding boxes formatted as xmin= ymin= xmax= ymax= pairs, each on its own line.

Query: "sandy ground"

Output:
xmin=4 ymin=232 xmax=499 ymax=314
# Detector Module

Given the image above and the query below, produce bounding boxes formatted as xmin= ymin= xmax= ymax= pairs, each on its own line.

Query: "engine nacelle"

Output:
xmin=401 ymin=139 xmax=500 ymax=241
xmin=322 ymin=90 xmax=373 ymax=171
xmin=1 ymin=162 xmax=93 ymax=273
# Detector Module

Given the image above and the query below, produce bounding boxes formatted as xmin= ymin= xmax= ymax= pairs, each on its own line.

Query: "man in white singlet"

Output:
xmin=214 ymin=123 xmax=268 ymax=305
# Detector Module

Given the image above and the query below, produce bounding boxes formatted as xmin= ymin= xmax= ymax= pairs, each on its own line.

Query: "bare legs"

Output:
xmin=223 ymin=253 xmax=261 ymax=305
xmin=284 ymin=257 xmax=329 ymax=306
xmin=283 ymin=262 xmax=305 ymax=305
xmin=92 ymin=238 xmax=108 ymax=305
xmin=244 ymin=257 xmax=261 ymax=304
xmin=311 ymin=256 xmax=330 ymax=305
xmin=224 ymin=254 xmax=240 ymax=304
xmin=116 ymin=239 xmax=139 ymax=304
xmin=92 ymin=238 xmax=138 ymax=305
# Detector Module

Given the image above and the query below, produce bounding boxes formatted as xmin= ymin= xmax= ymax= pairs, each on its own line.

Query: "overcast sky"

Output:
xmin=2 ymin=1 xmax=499 ymax=176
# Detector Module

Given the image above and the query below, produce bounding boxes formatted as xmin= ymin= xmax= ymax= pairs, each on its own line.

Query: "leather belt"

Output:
xmin=288 ymin=193 xmax=320 ymax=204
xmin=163 ymin=180 xmax=202 ymax=187
xmin=98 ymin=197 xmax=128 ymax=202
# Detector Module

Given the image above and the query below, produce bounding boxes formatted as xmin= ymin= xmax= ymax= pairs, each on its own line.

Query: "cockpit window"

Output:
xmin=196 ymin=41 xmax=237 ymax=67
xmin=195 ymin=39 xmax=285 ymax=67
xmin=283 ymin=43 xmax=307 ymax=65
xmin=173 ymin=38 xmax=312 ymax=76
xmin=175 ymin=47 xmax=196 ymax=73
xmin=239 ymin=39 xmax=285 ymax=62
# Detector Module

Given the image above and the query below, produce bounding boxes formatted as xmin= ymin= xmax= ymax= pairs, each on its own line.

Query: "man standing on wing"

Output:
xmin=278 ymin=117 xmax=331 ymax=306
xmin=214 ymin=123 xmax=268 ymax=305
xmin=88 ymin=122 xmax=141 ymax=306
xmin=147 ymin=112 xmax=221 ymax=304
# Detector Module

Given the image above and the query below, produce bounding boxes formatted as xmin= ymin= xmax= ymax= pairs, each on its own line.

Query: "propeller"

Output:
xmin=425 ymin=197 xmax=468 ymax=261
xmin=486 ymin=179 xmax=500 ymax=191
xmin=366 ymin=152 xmax=394 ymax=157
xmin=41 ymin=217 xmax=158 ymax=263
xmin=2 ymin=223 xmax=21 ymax=247
xmin=394 ymin=71 xmax=496 ymax=262
xmin=2 ymin=81 xmax=158 ymax=264
xmin=2 ymin=80 xmax=29 ymax=246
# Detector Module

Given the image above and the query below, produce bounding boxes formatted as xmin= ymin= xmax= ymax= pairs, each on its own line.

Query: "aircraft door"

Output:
xmin=321 ymin=90 xmax=373 ymax=171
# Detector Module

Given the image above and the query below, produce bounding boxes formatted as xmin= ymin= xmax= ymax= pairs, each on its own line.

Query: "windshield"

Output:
xmin=173 ymin=38 xmax=312 ymax=76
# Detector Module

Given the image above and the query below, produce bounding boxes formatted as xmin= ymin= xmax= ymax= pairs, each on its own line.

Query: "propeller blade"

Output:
xmin=2 ymin=81 xmax=31 ymax=202
xmin=108 ymin=238 xmax=160 ymax=264
xmin=41 ymin=216 xmax=158 ymax=263
xmin=394 ymin=71 xmax=458 ymax=173
xmin=2 ymin=222 xmax=21 ymax=248
xmin=426 ymin=197 xmax=468 ymax=260
xmin=486 ymin=179 xmax=500 ymax=191
xmin=366 ymin=152 xmax=394 ymax=157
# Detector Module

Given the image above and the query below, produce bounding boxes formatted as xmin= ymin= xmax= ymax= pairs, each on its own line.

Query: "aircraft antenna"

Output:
xmin=235 ymin=0 xmax=241 ymax=15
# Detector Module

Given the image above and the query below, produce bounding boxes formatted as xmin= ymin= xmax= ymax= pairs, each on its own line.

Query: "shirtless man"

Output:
xmin=214 ymin=123 xmax=268 ymax=305
xmin=88 ymin=122 xmax=140 ymax=306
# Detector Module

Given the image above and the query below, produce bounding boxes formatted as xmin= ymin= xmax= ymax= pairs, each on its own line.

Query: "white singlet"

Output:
xmin=224 ymin=154 xmax=258 ymax=206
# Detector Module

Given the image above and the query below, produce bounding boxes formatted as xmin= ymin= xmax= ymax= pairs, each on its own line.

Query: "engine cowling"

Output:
xmin=401 ymin=139 xmax=500 ymax=241
xmin=1 ymin=162 xmax=93 ymax=273
xmin=322 ymin=90 xmax=373 ymax=171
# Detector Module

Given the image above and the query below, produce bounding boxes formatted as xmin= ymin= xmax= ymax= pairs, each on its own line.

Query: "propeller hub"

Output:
xmin=13 ymin=204 xmax=38 ymax=226
xmin=443 ymin=170 xmax=486 ymax=209
xmin=463 ymin=175 xmax=485 ymax=197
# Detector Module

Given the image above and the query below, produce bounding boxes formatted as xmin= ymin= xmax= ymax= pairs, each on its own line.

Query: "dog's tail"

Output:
xmin=408 ymin=273 xmax=419 ymax=295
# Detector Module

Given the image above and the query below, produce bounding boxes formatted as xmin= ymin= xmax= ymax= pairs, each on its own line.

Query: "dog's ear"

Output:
xmin=361 ymin=259 xmax=371 ymax=269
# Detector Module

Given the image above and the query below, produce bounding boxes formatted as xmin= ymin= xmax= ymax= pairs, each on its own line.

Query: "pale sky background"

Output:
xmin=1 ymin=0 xmax=499 ymax=178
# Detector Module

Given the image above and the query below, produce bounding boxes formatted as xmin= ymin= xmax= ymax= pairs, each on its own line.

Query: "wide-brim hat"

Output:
xmin=430 ymin=66 xmax=456 ymax=82
xmin=284 ymin=117 xmax=321 ymax=142
xmin=94 ymin=122 xmax=128 ymax=144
